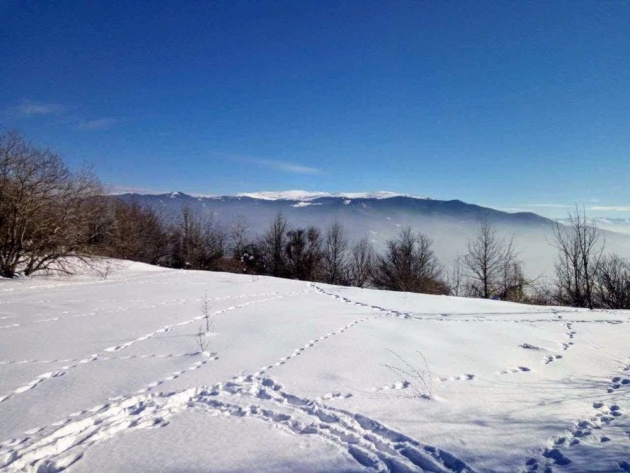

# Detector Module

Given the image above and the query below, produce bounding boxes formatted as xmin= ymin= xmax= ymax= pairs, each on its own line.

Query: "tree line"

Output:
xmin=1 ymin=130 xmax=629 ymax=309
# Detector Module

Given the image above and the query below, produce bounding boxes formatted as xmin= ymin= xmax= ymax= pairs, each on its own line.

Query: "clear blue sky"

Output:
xmin=1 ymin=0 xmax=629 ymax=217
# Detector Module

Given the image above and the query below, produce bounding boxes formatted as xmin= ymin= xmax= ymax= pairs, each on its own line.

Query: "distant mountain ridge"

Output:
xmin=234 ymin=190 xmax=422 ymax=201
xmin=118 ymin=190 xmax=554 ymax=227
xmin=113 ymin=190 xmax=630 ymax=278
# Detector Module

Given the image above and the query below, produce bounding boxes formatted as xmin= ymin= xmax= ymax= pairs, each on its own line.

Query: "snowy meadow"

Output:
xmin=0 ymin=262 xmax=629 ymax=472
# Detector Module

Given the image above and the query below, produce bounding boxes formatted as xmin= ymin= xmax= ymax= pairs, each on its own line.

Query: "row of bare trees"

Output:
xmin=551 ymin=207 xmax=630 ymax=309
xmin=449 ymin=209 xmax=630 ymax=309
xmin=89 ymin=202 xmax=630 ymax=308
xmin=2 ymin=130 xmax=629 ymax=309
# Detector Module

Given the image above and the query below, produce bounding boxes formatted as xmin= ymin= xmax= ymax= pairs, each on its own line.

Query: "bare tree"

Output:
xmin=229 ymin=214 xmax=250 ymax=258
xmin=348 ymin=237 xmax=375 ymax=288
xmin=285 ymin=226 xmax=323 ymax=281
xmin=260 ymin=213 xmax=288 ymax=277
xmin=595 ymin=254 xmax=630 ymax=309
xmin=373 ymin=227 xmax=445 ymax=294
xmin=106 ymin=199 xmax=168 ymax=265
xmin=0 ymin=131 xmax=104 ymax=277
xmin=321 ymin=221 xmax=349 ymax=285
xmin=462 ymin=217 xmax=525 ymax=300
xmin=448 ymin=255 xmax=465 ymax=296
xmin=169 ymin=206 xmax=225 ymax=270
xmin=552 ymin=207 xmax=604 ymax=309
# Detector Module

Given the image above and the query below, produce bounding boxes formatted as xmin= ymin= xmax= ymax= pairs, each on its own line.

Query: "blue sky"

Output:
xmin=1 ymin=1 xmax=629 ymax=217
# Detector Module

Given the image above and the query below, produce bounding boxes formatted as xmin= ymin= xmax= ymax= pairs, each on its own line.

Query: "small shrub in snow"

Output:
xmin=382 ymin=349 xmax=433 ymax=399
xmin=195 ymin=325 xmax=210 ymax=355
xmin=201 ymin=291 xmax=214 ymax=334
xmin=194 ymin=292 xmax=215 ymax=356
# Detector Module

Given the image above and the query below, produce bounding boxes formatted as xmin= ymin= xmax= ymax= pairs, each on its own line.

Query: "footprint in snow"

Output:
xmin=520 ymin=343 xmax=544 ymax=350
xmin=438 ymin=374 xmax=475 ymax=382
xmin=320 ymin=392 xmax=353 ymax=400
xmin=528 ymin=400 xmax=626 ymax=471
xmin=500 ymin=367 xmax=531 ymax=374
xmin=607 ymin=375 xmax=630 ymax=393
xmin=372 ymin=381 xmax=410 ymax=392
xmin=543 ymin=354 xmax=563 ymax=365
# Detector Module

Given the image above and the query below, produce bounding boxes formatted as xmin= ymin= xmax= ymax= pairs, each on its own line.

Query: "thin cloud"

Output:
xmin=493 ymin=207 xmax=530 ymax=213
xmin=525 ymin=203 xmax=574 ymax=209
xmin=75 ymin=117 xmax=119 ymax=131
xmin=244 ymin=158 xmax=321 ymax=175
xmin=6 ymin=100 xmax=68 ymax=117
xmin=107 ymin=185 xmax=170 ymax=195
xmin=588 ymin=206 xmax=630 ymax=212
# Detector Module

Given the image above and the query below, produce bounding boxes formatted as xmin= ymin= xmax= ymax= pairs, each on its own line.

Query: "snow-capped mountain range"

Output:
xmin=233 ymin=190 xmax=425 ymax=201
xmin=115 ymin=190 xmax=630 ymax=277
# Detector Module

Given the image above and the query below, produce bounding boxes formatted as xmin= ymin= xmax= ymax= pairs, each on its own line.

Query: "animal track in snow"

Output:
xmin=499 ymin=367 xmax=531 ymax=375
xmin=0 ymin=291 xmax=302 ymax=331
xmin=0 ymin=354 xmax=220 ymax=454
xmin=0 ymin=352 xmax=200 ymax=367
xmin=0 ymin=375 xmax=475 ymax=473
xmin=0 ymin=351 xmax=213 ymax=405
xmin=132 ymin=356 xmax=217 ymax=395
xmin=103 ymin=292 xmax=303 ymax=354
xmin=0 ymin=323 xmax=21 ymax=329
xmin=0 ymin=291 xmax=292 ymax=331
xmin=311 ymin=284 xmax=413 ymax=320
xmin=254 ymin=316 xmax=375 ymax=377
xmin=0 ymin=270 xmax=168 ymax=296
xmin=525 ymin=403 xmax=625 ymax=471
xmin=0 ymin=355 xmax=98 ymax=405
xmin=0 ymin=371 xmax=67 ymax=404
xmin=320 ymin=391 xmax=353 ymax=400
xmin=543 ymin=354 xmax=563 ymax=365
xmin=520 ymin=343 xmax=544 ymax=350
xmin=607 ymin=374 xmax=630 ymax=394
xmin=372 ymin=380 xmax=411 ymax=392
xmin=559 ymin=322 xmax=578 ymax=353
xmin=438 ymin=374 xmax=475 ymax=382
xmin=524 ymin=359 xmax=630 ymax=472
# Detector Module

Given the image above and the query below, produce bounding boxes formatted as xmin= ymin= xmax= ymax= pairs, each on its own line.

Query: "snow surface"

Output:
xmin=291 ymin=202 xmax=323 ymax=208
xmin=0 ymin=261 xmax=629 ymax=472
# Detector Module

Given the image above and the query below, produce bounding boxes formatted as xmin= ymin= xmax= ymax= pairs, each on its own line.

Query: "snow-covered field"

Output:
xmin=0 ymin=262 xmax=628 ymax=473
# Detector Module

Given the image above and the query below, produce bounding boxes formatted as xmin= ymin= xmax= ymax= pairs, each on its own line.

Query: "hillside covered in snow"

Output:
xmin=0 ymin=262 xmax=629 ymax=472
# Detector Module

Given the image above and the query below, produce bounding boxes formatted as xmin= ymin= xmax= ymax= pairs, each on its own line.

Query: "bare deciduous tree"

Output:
xmin=170 ymin=206 xmax=225 ymax=270
xmin=595 ymin=254 xmax=630 ymax=309
xmin=229 ymin=214 xmax=250 ymax=258
xmin=348 ymin=237 xmax=375 ymax=288
xmin=0 ymin=130 xmax=104 ymax=278
xmin=260 ymin=213 xmax=288 ymax=277
xmin=448 ymin=255 xmax=465 ymax=296
xmin=373 ymin=227 xmax=444 ymax=294
xmin=463 ymin=217 xmax=525 ymax=300
xmin=552 ymin=207 xmax=604 ymax=309
xmin=285 ymin=226 xmax=322 ymax=281
xmin=321 ymin=221 xmax=349 ymax=285
xmin=106 ymin=199 xmax=168 ymax=265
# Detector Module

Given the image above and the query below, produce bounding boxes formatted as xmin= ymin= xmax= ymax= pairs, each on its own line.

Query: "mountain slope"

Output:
xmin=116 ymin=192 xmax=630 ymax=277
